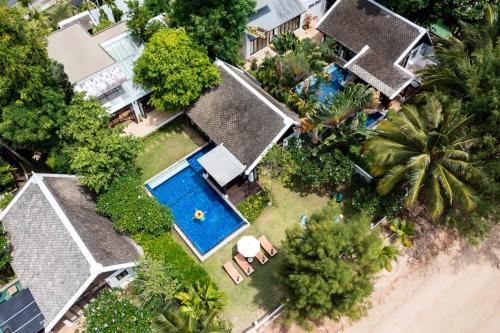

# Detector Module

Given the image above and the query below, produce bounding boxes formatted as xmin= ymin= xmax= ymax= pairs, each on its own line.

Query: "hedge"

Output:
xmin=134 ymin=233 xmax=210 ymax=287
xmin=96 ymin=174 xmax=174 ymax=236
xmin=237 ymin=190 xmax=270 ymax=223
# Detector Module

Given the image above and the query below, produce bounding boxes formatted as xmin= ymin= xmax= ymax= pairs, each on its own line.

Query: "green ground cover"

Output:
xmin=136 ymin=117 xmax=206 ymax=182
xmin=201 ymin=183 xmax=342 ymax=332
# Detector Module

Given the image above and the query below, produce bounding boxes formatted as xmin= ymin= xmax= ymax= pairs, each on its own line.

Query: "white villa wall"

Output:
xmin=302 ymin=0 xmax=326 ymax=20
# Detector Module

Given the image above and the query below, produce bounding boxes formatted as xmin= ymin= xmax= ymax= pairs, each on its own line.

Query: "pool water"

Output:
xmin=365 ymin=111 xmax=385 ymax=128
xmin=147 ymin=147 xmax=246 ymax=255
xmin=295 ymin=64 xmax=348 ymax=105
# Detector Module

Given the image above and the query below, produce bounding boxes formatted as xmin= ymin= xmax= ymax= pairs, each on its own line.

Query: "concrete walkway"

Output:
xmin=123 ymin=110 xmax=182 ymax=137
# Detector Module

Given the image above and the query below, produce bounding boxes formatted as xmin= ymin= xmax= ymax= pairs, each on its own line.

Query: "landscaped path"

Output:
xmin=267 ymin=225 xmax=500 ymax=333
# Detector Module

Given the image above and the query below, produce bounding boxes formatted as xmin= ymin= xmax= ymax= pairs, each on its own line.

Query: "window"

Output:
xmin=98 ymin=85 xmax=125 ymax=104
xmin=315 ymin=0 xmax=321 ymax=5
xmin=308 ymin=3 xmax=314 ymax=9
xmin=115 ymin=270 xmax=129 ymax=281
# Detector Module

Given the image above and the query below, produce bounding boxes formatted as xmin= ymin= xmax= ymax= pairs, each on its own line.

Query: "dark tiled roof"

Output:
xmin=186 ymin=62 xmax=297 ymax=168
xmin=317 ymin=0 xmax=426 ymax=97
xmin=43 ymin=177 xmax=140 ymax=266
xmin=0 ymin=174 xmax=140 ymax=330
xmin=1 ymin=182 xmax=90 ymax=329
xmin=346 ymin=48 xmax=412 ymax=97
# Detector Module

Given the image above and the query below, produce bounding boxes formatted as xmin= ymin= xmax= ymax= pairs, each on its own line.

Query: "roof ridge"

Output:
xmin=215 ymin=59 xmax=295 ymax=126
xmin=35 ymin=175 xmax=99 ymax=270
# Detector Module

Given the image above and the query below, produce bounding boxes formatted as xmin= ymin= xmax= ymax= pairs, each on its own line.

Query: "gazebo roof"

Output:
xmin=197 ymin=145 xmax=246 ymax=187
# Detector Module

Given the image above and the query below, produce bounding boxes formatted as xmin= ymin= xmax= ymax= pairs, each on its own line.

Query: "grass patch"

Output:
xmin=134 ymin=233 xmax=210 ymax=287
xmin=201 ymin=182 xmax=338 ymax=332
xmin=136 ymin=117 xmax=205 ymax=182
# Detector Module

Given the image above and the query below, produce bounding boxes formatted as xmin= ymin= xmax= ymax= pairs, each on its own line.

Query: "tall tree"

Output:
xmin=379 ymin=0 xmax=491 ymax=27
xmin=0 ymin=4 xmax=68 ymax=149
xmin=281 ymin=207 xmax=397 ymax=327
xmin=364 ymin=95 xmax=484 ymax=218
xmin=134 ymin=28 xmax=220 ymax=111
xmin=47 ymin=94 xmax=139 ymax=193
xmin=170 ymin=0 xmax=256 ymax=64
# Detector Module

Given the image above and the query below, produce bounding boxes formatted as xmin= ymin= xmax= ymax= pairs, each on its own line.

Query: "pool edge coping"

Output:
xmin=144 ymin=143 xmax=252 ymax=262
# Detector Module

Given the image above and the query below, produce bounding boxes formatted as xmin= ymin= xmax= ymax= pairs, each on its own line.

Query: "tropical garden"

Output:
xmin=0 ymin=0 xmax=498 ymax=331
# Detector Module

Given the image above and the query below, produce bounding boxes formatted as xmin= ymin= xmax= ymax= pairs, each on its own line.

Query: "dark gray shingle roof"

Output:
xmin=317 ymin=0 xmax=426 ymax=97
xmin=1 ymin=182 xmax=90 ymax=329
xmin=249 ymin=0 xmax=306 ymax=31
xmin=0 ymin=174 xmax=140 ymax=331
xmin=43 ymin=177 xmax=139 ymax=266
xmin=186 ymin=61 xmax=297 ymax=169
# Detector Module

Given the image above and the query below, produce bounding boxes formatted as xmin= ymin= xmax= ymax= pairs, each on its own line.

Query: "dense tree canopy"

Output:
xmin=0 ymin=4 xmax=70 ymax=151
xmin=281 ymin=208 xmax=397 ymax=326
xmin=379 ymin=0 xmax=491 ymax=27
xmin=134 ymin=28 xmax=220 ymax=111
xmin=170 ymin=0 xmax=256 ymax=64
xmin=47 ymin=95 xmax=139 ymax=193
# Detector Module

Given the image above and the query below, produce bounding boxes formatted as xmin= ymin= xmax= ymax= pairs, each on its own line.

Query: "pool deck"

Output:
xmin=145 ymin=146 xmax=251 ymax=262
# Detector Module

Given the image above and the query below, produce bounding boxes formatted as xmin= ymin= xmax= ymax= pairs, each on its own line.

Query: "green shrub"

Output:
xmin=351 ymin=186 xmax=403 ymax=219
xmin=237 ymin=190 xmax=270 ymax=223
xmin=83 ymin=289 xmax=152 ymax=333
xmin=131 ymin=256 xmax=180 ymax=311
xmin=0 ymin=227 xmax=11 ymax=271
xmin=134 ymin=233 xmax=210 ymax=287
xmin=0 ymin=158 xmax=15 ymax=192
xmin=0 ymin=193 xmax=14 ymax=209
xmin=96 ymin=174 xmax=173 ymax=236
xmin=287 ymin=140 xmax=354 ymax=193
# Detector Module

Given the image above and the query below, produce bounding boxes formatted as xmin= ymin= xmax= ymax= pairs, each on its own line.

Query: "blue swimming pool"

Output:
xmin=295 ymin=64 xmax=349 ymax=104
xmin=147 ymin=147 xmax=246 ymax=255
xmin=365 ymin=111 xmax=385 ymax=128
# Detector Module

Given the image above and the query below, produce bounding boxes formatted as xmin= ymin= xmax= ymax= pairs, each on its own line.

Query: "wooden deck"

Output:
xmin=227 ymin=179 xmax=262 ymax=205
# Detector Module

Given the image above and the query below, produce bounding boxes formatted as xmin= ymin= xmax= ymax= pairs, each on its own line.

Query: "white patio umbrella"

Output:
xmin=237 ymin=236 xmax=260 ymax=258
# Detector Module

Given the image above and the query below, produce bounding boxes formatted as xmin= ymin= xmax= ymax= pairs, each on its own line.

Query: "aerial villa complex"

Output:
xmin=0 ymin=0 xmax=444 ymax=332
xmin=146 ymin=60 xmax=299 ymax=260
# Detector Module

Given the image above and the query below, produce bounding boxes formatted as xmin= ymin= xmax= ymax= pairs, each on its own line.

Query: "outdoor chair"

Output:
xmin=234 ymin=254 xmax=255 ymax=276
xmin=255 ymin=251 xmax=269 ymax=264
xmin=259 ymin=234 xmax=277 ymax=257
xmin=223 ymin=261 xmax=244 ymax=285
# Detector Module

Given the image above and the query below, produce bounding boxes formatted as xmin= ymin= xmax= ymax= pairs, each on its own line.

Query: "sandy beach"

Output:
xmin=266 ymin=224 xmax=500 ymax=333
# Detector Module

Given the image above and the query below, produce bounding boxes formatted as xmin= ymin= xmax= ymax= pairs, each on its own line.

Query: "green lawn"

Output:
xmin=136 ymin=117 xmax=206 ymax=182
xmin=201 ymin=183 xmax=341 ymax=332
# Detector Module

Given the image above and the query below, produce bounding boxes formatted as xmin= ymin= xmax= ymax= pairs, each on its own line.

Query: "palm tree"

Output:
xmin=175 ymin=282 xmax=226 ymax=320
xmin=420 ymin=4 xmax=499 ymax=99
xmin=364 ymin=95 xmax=484 ymax=218
xmin=377 ymin=245 xmax=399 ymax=272
xmin=313 ymin=83 xmax=375 ymax=127
xmin=389 ymin=218 xmax=416 ymax=247
xmin=155 ymin=308 xmax=230 ymax=333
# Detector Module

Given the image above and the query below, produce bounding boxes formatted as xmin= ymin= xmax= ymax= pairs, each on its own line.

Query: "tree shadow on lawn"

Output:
xmin=228 ymin=244 xmax=286 ymax=312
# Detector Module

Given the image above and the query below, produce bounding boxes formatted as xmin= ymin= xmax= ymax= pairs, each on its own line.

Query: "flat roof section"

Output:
xmin=47 ymin=22 xmax=129 ymax=83
xmin=197 ymin=145 xmax=246 ymax=187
